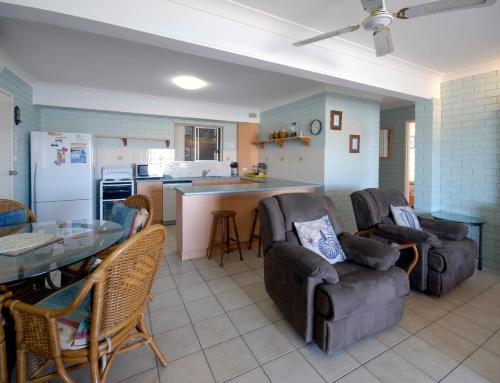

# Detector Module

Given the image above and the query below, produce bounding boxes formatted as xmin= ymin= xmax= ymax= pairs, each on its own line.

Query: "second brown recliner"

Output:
xmin=350 ymin=188 xmax=477 ymax=296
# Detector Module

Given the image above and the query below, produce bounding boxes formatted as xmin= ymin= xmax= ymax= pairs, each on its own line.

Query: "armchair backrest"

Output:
xmin=123 ymin=194 xmax=153 ymax=229
xmin=258 ymin=193 xmax=343 ymax=253
xmin=350 ymin=188 xmax=409 ymax=230
xmin=91 ymin=224 xmax=167 ymax=340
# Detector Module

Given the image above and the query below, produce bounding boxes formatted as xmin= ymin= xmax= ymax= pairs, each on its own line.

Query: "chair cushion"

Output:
xmin=0 ymin=209 xmax=28 ymax=227
xmin=428 ymin=239 xmax=478 ymax=273
xmin=111 ymin=203 xmax=149 ymax=243
xmin=294 ymin=215 xmax=346 ymax=265
xmin=37 ymin=279 xmax=91 ymax=350
xmin=390 ymin=205 xmax=422 ymax=230
xmin=314 ymin=265 xmax=409 ymax=320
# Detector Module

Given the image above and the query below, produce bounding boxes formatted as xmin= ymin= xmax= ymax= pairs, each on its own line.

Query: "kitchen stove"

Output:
xmin=99 ymin=166 xmax=135 ymax=220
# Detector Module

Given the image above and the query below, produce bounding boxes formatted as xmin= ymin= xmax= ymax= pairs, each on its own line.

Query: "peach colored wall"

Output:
xmin=177 ymin=188 xmax=315 ymax=260
xmin=237 ymin=123 xmax=259 ymax=175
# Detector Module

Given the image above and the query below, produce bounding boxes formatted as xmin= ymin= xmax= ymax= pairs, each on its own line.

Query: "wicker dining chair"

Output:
xmin=5 ymin=224 xmax=168 ymax=383
xmin=61 ymin=194 xmax=153 ymax=284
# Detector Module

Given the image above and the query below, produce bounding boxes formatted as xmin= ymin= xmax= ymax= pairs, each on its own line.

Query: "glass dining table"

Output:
xmin=0 ymin=219 xmax=123 ymax=285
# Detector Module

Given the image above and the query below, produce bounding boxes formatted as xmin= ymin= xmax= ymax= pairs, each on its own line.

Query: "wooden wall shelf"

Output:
xmin=96 ymin=135 xmax=171 ymax=148
xmin=252 ymin=136 xmax=311 ymax=149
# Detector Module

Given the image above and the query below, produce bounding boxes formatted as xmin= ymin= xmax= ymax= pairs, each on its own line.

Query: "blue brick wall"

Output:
xmin=440 ymin=70 xmax=500 ymax=268
xmin=260 ymin=92 xmax=380 ymax=232
xmin=324 ymin=92 xmax=380 ymax=232
xmin=0 ymin=68 xmax=39 ymax=206
xmin=379 ymin=105 xmax=415 ymax=193
xmin=259 ymin=93 xmax=326 ymax=183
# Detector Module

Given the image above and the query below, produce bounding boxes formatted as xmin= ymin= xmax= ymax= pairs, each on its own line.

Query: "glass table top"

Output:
xmin=0 ymin=219 xmax=123 ymax=284
xmin=430 ymin=211 xmax=486 ymax=225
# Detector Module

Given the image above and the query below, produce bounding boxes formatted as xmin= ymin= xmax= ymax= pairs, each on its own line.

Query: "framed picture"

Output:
xmin=379 ymin=128 xmax=392 ymax=159
xmin=184 ymin=147 xmax=192 ymax=160
xmin=330 ymin=110 xmax=343 ymax=130
xmin=349 ymin=135 xmax=360 ymax=153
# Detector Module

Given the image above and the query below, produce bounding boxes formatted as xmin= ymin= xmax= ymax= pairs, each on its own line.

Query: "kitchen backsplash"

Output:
xmin=39 ymin=106 xmax=237 ymax=179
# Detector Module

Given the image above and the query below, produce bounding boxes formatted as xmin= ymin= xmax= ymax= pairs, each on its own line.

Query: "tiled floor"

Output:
xmin=70 ymin=225 xmax=500 ymax=383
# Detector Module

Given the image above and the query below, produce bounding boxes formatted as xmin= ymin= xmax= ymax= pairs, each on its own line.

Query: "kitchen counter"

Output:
xmin=176 ymin=177 xmax=322 ymax=260
xmin=135 ymin=176 xmax=236 ymax=184
xmin=176 ymin=177 xmax=322 ymax=196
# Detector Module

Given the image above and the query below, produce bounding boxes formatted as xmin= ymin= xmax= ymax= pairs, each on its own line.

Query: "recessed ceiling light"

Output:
xmin=172 ymin=75 xmax=207 ymax=90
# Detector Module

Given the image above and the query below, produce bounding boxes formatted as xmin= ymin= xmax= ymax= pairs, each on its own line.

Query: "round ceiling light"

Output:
xmin=172 ymin=75 xmax=207 ymax=90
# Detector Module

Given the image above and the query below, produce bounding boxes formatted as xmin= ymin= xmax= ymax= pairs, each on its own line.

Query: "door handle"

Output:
xmin=8 ymin=170 xmax=17 ymax=176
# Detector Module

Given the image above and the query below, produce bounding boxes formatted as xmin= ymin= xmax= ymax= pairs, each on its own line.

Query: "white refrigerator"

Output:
xmin=31 ymin=131 xmax=95 ymax=221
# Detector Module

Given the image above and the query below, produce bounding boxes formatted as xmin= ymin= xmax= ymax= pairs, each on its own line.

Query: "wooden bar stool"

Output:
xmin=207 ymin=210 xmax=243 ymax=266
xmin=248 ymin=207 xmax=261 ymax=257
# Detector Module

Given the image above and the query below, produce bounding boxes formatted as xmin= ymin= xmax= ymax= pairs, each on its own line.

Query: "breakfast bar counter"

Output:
xmin=176 ymin=177 xmax=322 ymax=260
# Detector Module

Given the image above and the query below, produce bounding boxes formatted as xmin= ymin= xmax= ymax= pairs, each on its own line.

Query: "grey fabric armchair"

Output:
xmin=258 ymin=193 xmax=409 ymax=354
xmin=350 ymin=188 xmax=477 ymax=296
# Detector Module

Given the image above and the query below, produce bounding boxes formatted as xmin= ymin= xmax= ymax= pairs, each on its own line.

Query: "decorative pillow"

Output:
xmin=111 ymin=204 xmax=149 ymax=243
xmin=390 ymin=205 xmax=422 ymax=230
xmin=37 ymin=278 xmax=91 ymax=350
xmin=0 ymin=209 xmax=28 ymax=227
xmin=294 ymin=215 xmax=346 ymax=265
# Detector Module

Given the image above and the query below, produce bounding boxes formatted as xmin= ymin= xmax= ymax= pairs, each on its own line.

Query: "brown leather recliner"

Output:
xmin=350 ymin=188 xmax=477 ymax=296
xmin=258 ymin=193 xmax=409 ymax=354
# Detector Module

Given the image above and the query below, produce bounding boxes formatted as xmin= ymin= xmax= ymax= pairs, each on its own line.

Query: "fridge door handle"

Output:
xmin=33 ymin=162 xmax=37 ymax=216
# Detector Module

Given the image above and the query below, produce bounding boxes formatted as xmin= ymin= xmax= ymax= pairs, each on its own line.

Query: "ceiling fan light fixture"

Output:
xmin=172 ymin=75 xmax=208 ymax=90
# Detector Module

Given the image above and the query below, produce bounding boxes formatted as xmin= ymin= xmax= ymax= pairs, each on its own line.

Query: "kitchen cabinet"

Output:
xmin=136 ymin=181 xmax=163 ymax=223
xmin=162 ymin=183 xmax=179 ymax=223
xmin=237 ymin=123 xmax=259 ymax=175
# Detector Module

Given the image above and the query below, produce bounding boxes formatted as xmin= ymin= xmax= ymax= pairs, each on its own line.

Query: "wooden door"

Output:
xmin=237 ymin=123 xmax=259 ymax=176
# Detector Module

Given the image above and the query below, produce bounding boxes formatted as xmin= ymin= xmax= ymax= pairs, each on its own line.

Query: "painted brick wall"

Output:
xmin=259 ymin=93 xmax=326 ymax=184
xmin=39 ymin=107 xmax=237 ymax=177
xmin=414 ymin=98 xmax=442 ymax=212
xmin=0 ymin=68 xmax=39 ymax=206
xmin=324 ymin=92 xmax=380 ymax=232
xmin=440 ymin=69 xmax=500 ymax=268
xmin=260 ymin=92 xmax=380 ymax=232
xmin=379 ymin=105 xmax=415 ymax=193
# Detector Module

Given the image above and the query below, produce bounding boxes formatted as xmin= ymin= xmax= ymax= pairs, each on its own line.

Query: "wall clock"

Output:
xmin=310 ymin=119 xmax=322 ymax=135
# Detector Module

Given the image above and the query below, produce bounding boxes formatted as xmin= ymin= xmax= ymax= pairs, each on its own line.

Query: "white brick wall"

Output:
xmin=440 ymin=69 xmax=500 ymax=268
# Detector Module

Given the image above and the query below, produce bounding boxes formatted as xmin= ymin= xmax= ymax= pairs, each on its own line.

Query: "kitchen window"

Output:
xmin=175 ymin=125 xmax=222 ymax=162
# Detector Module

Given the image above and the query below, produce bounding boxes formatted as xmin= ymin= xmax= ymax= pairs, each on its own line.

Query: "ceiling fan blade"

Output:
xmin=395 ymin=0 xmax=496 ymax=19
xmin=293 ymin=25 xmax=360 ymax=47
xmin=373 ymin=28 xmax=394 ymax=57
xmin=360 ymin=0 xmax=386 ymax=11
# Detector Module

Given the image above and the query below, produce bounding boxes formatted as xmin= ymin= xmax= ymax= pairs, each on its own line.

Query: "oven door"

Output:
xmin=101 ymin=200 xmax=121 ymax=221
xmin=102 ymin=183 xmax=133 ymax=200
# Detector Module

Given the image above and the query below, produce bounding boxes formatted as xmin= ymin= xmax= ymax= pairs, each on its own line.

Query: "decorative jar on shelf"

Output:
xmin=269 ymin=131 xmax=276 ymax=140
xmin=279 ymin=129 xmax=288 ymax=139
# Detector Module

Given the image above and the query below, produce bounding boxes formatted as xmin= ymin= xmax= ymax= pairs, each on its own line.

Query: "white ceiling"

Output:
xmin=0 ymin=17 xmax=326 ymax=108
xmin=233 ymin=0 xmax=500 ymax=73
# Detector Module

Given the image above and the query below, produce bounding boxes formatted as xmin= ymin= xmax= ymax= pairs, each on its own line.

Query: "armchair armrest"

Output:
xmin=339 ymin=232 xmax=400 ymax=271
xmin=268 ymin=242 xmax=339 ymax=284
xmin=376 ymin=223 xmax=442 ymax=248
xmin=418 ymin=217 xmax=468 ymax=241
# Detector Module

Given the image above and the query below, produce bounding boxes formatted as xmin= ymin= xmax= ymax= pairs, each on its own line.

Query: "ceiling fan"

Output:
xmin=293 ymin=0 xmax=497 ymax=57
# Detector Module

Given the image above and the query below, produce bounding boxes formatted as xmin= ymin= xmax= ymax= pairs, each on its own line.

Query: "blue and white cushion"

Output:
xmin=390 ymin=205 xmax=422 ymax=230
xmin=294 ymin=215 xmax=346 ymax=265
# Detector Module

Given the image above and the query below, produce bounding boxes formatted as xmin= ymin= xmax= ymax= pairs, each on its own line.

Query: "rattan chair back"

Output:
xmin=0 ymin=199 xmax=36 ymax=223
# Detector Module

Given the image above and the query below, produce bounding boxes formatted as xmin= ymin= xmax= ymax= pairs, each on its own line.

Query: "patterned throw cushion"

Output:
xmin=111 ymin=203 xmax=149 ymax=243
xmin=0 ymin=209 xmax=28 ymax=227
xmin=294 ymin=215 xmax=346 ymax=265
xmin=390 ymin=205 xmax=422 ymax=230
xmin=37 ymin=278 xmax=91 ymax=350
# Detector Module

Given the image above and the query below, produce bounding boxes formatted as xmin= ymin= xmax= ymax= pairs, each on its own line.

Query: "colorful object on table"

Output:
xmin=37 ymin=278 xmax=91 ymax=350
xmin=0 ymin=209 xmax=28 ymax=227
xmin=390 ymin=205 xmax=422 ymax=230
xmin=111 ymin=203 xmax=149 ymax=243
xmin=245 ymin=173 xmax=268 ymax=178
xmin=294 ymin=215 xmax=346 ymax=265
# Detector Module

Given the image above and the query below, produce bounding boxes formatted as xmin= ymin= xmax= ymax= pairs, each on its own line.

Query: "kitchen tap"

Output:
xmin=201 ymin=169 xmax=210 ymax=178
